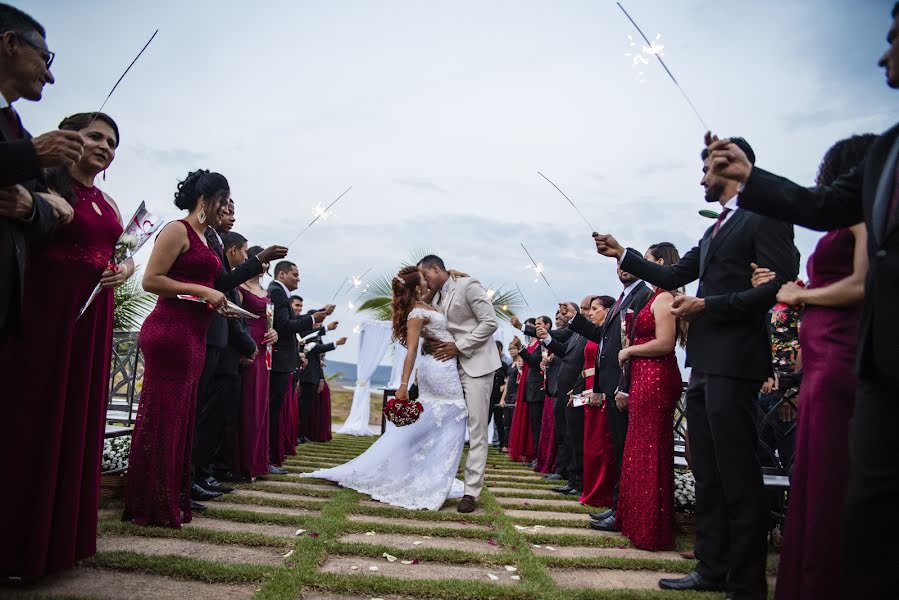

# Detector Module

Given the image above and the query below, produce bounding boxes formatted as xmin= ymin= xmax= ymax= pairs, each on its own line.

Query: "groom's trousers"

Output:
xmin=458 ymin=366 xmax=493 ymax=498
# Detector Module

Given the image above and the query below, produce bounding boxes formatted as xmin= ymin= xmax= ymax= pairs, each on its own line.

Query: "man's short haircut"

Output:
xmin=290 ymin=295 xmax=303 ymax=303
xmin=0 ymin=4 xmax=45 ymax=39
xmin=701 ymin=136 xmax=755 ymax=165
xmin=538 ymin=315 xmax=553 ymax=328
xmin=221 ymin=231 xmax=247 ymax=252
xmin=417 ymin=254 xmax=446 ymax=271
xmin=274 ymin=260 xmax=296 ymax=277
xmin=525 ymin=317 xmax=536 ymax=326
xmin=567 ymin=301 xmax=580 ymax=314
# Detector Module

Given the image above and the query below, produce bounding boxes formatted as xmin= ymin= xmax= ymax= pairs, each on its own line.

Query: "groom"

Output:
xmin=418 ymin=255 xmax=499 ymax=513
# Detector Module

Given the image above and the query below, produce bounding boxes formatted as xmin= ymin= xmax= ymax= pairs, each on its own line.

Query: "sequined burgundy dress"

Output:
xmin=0 ymin=183 xmax=121 ymax=580
xmin=123 ymin=220 xmax=220 ymax=527
xmin=617 ymin=289 xmax=681 ymax=550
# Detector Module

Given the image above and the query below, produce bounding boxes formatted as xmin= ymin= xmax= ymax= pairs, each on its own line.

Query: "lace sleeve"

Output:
xmin=407 ymin=308 xmax=433 ymax=322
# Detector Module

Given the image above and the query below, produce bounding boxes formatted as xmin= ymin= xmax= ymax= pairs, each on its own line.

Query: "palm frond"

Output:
xmin=113 ymin=270 xmax=157 ymax=331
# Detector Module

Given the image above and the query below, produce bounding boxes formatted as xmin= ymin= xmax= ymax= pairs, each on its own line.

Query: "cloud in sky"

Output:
xmin=18 ymin=0 xmax=898 ymax=363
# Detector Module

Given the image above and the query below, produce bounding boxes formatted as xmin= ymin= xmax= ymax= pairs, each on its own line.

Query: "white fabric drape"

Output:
xmin=337 ymin=320 xmax=394 ymax=436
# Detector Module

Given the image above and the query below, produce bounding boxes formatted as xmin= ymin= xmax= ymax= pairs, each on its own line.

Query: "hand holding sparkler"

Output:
xmin=704 ymin=132 xmax=753 ymax=185
xmin=592 ymin=232 xmax=625 ymax=260
xmin=256 ymin=244 xmax=289 ymax=265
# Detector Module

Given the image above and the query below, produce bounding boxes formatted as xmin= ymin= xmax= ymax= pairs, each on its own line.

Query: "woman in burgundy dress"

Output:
xmin=123 ymin=170 xmax=229 ymax=528
xmin=0 ymin=113 xmax=128 ymax=581
xmin=751 ymin=134 xmax=875 ymax=600
xmin=616 ymin=242 xmax=684 ymax=551
xmin=580 ymin=295 xmax=618 ymax=508
xmin=236 ymin=246 xmax=272 ymax=479
xmin=506 ymin=337 xmax=536 ymax=463
xmin=316 ymin=380 xmax=334 ymax=442
xmin=534 ymin=348 xmax=556 ymax=474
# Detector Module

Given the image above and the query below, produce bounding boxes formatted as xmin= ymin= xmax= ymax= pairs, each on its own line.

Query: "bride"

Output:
xmin=301 ymin=266 xmax=467 ymax=510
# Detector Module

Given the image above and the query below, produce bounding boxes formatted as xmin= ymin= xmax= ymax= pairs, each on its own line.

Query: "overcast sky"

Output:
xmin=19 ymin=0 xmax=897 ymax=364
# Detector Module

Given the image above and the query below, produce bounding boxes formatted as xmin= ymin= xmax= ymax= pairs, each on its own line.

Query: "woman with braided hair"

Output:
xmin=302 ymin=266 xmax=468 ymax=510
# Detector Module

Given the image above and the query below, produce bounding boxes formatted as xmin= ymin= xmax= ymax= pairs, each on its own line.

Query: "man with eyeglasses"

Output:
xmin=0 ymin=3 xmax=85 ymax=342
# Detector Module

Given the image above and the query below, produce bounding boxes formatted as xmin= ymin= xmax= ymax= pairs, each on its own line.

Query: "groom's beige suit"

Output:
xmin=434 ymin=276 xmax=499 ymax=497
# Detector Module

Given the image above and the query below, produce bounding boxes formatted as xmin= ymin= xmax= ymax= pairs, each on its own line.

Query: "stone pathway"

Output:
xmin=11 ymin=434 xmax=738 ymax=599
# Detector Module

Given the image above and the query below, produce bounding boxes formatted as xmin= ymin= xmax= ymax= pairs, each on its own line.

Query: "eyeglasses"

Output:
xmin=16 ymin=33 xmax=54 ymax=69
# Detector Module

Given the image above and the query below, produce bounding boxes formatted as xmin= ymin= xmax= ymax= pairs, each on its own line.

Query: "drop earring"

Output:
xmin=102 ymin=170 xmax=106 ymax=181
xmin=198 ymin=207 xmax=206 ymax=224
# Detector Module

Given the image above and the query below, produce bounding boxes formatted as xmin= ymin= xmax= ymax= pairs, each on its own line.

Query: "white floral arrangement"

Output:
xmin=102 ymin=436 xmax=131 ymax=473
xmin=674 ymin=469 xmax=696 ymax=513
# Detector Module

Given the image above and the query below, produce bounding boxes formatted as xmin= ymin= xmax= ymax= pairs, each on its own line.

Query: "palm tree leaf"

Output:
xmin=113 ymin=269 xmax=157 ymax=331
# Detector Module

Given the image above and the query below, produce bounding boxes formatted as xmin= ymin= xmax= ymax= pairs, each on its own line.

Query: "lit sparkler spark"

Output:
xmin=347 ymin=301 xmax=355 ymax=310
xmin=352 ymin=324 xmax=361 ymax=334
xmin=525 ymin=262 xmax=545 ymax=283
xmin=311 ymin=202 xmax=334 ymax=222
xmin=351 ymin=275 xmax=363 ymax=288
xmin=486 ymin=288 xmax=496 ymax=300
xmin=624 ymin=33 xmax=663 ymax=84
xmin=501 ymin=304 xmax=509 ymax=312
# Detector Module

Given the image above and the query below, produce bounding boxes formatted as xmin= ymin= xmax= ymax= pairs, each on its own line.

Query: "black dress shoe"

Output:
xmin=190 ymin=483 xmax=222 ymax=501
xmin=199 ymin=477 xmax=234 ymax=494
xmin=589 ymin=508 xmax=615 ymax=521
xmin=217 ymin=471 xmax=251 ymax=483
xmin=190 ymin=500 xmax=207 ymax=512
xmin=299 ymin=437 xmax=312 ymax=444
xmin=527 ymin=459 xmax=538 ymax=468
xmin=543 ymin=473 xmax=563 ymax=481
xmin=724 ymin=594 xmax=767 ymax=600
xmin=588 ymin=516 xmax=620 ymax=532
xmin=268 ymin=464 xmax=288 ymax=475
xmin=658 ymin=571 xmax=726 ymax=592
xmin=551 ymin=485 xmax=574 ymax=493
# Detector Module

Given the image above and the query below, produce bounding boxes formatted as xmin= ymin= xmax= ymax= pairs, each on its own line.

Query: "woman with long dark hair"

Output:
xmin=752 ymin=134 xmax=876 ymax=600
xmin=613 ymin=242 xmax=684 ymax=550
xmin=0 ymin=112 xmax=128 ymax=580
xmin=123 ymin=170 xmax=229 ymax=528
xmin=302 ymin=266 xmax=468 ymax=510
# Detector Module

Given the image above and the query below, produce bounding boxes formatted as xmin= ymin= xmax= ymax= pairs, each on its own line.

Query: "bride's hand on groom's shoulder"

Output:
xmin=448 ymin=269 xmax=469 ymax=279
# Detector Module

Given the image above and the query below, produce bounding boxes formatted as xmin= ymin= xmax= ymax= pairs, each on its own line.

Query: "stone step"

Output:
xmin=506 ymin=509 xmax=591 ymax=522
xmin=495 ymin=497 xmax=592 ymax=510
xmin=97 ymin=535 xmax=285 ymax=565
xmin=207 ymin=501 xmax=319 ymax=518
xmin=231 ymin=489 xmax=326 ymax=504
xmin=520 ymin=524 xmax=625 ymax=540
xmin=247 ymin=480 xmax=336 ymax=492
xmin=550 ymin=567 xmax=685 ymax=590
xmin=319 ymin=556 xmax=521 ymax=586
xmin=347 ymin=514 xmax=490 ymax=531
xmin=530 ymin=544 xmax=686 ymax=562
xmin=357 ymin=499 xmax=484 ymax=515
xmin=489 ymin=487 xmax=573 ymax=498
xmin=338 ymin=532 xmax=501 ymax=554
xmin=7 ymin=567 xmax=257 ymax=600
xmin=184 ymin=515 xmax=300 ymax=539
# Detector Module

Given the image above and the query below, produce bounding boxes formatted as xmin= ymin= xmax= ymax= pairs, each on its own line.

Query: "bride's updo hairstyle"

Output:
xmin=391 ymin=265 xmax=423 ymax=346
xmin=174 ymin=169 xmax=230 ymax=219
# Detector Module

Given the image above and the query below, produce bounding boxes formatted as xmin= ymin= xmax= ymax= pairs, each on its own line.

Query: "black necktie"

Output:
xmin=610 ymin=291 xmax=625 ymax=316
xmin=2 ymin=106 xmax=21 ymax=139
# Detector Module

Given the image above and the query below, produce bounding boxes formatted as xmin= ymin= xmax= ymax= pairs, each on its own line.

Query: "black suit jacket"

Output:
xmin=518 ymin=342 xmax=546 ymax=403
xmin=544 ymin=330 xmax=589 ymax=399
xmin=738 ymin=123 xmax=899 ymax=387
xmin=299 ymin=336 xmax=336 ymax=384
xmin=0 ymin=111 xmax=58 ymax=337
xmin=568 ymin=283 xmax=653 ymax=394
xmin=619 ymin=208 xmax=798 ymax=382
xmin=205 ymin=229 xmax=263 ymax=350
xmin=268 ymin=282 xmax=316 ymax=373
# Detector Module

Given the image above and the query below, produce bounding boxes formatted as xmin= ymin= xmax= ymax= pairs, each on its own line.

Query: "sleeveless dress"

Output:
xmin=0 ymin=183 xmax=121 ymax=581
xmin=535 ymin=389 xmax=556 ymax=473
xmin=279 ymin=371 xmax=299 ymax=457
xmin=309 ymin=380 xmax=333 ymax=442
xmin=507 ymin=341 xmax=537 ymax=463
xmin=302 ymin=308 xmax=467 ymax=510
xmin=123 ymin=220 xmax=220 ymax=528
xmin=617 ymin=289 xmax=681 ymax=550
xmin=775 ymin=229 xmax=860 ymax=600
xmin=236 ymin=290 xmax=271 ymax=479
xmin=580 ymin=340 xmax=617 ymax=507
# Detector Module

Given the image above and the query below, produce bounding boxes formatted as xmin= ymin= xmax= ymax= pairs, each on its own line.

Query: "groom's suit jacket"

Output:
xmin=434 ymin=276 xmax=500 ymax=378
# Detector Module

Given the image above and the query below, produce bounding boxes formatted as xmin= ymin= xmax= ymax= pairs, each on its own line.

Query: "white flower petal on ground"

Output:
xmin=412 ymin=541 xmax=423 ymax=546
xmin=369 ymin=566 xmax=379 ymax=571
xmin=511 ymin=575 xmax=521 ymax=581
xmin=283 ymin=550 xmax=294 ymax=558
xmin=486 ymin=573 xmax=499 ymax=581
xmin=504 ymin=566 xmax=517 ymax=572
xmin=383 ymin=553 xmax=397 ymax=562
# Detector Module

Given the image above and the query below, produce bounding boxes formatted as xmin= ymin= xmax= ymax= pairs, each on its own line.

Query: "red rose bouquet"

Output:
xmin=383 ymin=397 xmax=424 ymax=427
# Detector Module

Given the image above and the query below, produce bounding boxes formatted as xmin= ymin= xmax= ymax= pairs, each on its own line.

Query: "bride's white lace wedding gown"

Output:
xmin=301 ymin=308 xmax=467 ymax=510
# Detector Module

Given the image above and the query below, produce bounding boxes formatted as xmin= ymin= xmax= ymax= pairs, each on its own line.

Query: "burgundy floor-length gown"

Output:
xmin=0 ymin=184 xmax=121 ymax=581
xmin=580 ymin=340 xmax=617 ymax=508
xmin=274 ymin=373 xmax=297 ymax=464
xmin=507 ymin=342 xmax=537 ymax=463
xmin=308 ymin=380 xmax=333 ymax=442
xmin=123 ymin=220 xmax=219 ymax=528
xmin=235 ymin=290 xmax=270 ymax=479
xmin=617 ymin=290 xmax=681 ymax=551
xmin=534 ymin=393 xmax=556 ymax=473
xmin=775 ymin=229 xmax=861 ymax=600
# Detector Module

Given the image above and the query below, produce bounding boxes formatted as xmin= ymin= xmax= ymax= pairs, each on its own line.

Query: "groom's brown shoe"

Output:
xmin=457 ymin=495 xmax=477 ymax=513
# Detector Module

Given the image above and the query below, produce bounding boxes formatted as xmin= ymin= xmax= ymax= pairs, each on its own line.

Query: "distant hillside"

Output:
xmin=324 ymin=360 xmax=392 ymax=387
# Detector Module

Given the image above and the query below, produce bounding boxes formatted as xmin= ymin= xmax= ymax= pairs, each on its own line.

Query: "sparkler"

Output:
xmin=537 ymin=171 xmax=596 ymax=233
xmin=88 ymin=30 xmax=159 ymax=128
xmin=515 ymin=282 xmax=532 ymax=313
xmin=520 ymin=243 xmax=560 ymax=302
xmin=616 ymin=2 xmax=709 ymax=131
xmin=329 ymin=277 xmax=349 ymax=302
xmin=287 ymin=186 xmax=352 ymax=247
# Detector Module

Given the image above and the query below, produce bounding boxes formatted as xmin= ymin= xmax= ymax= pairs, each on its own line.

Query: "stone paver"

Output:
xmin=489 ymin=486 xmax=573 ymax=498
xmin=506 ymin=509 xmax=591 ymax=522
xmin=531 ymin=544 xmax=686 ymax=561
xmin=253 ymin=480 xmax=336 ymax=492
xmin=98 ymin=535 xmax=286 ymax=565
xmin=208 ymin=500 xmax=319 ymax=517
xmin=320 ymin=556 xmax=520 ymax=585
xmin=6 ymin=568 xmax=258 ymax=600
xmin=232 ymin=489 xmax=328 ymax=504
xmin=550 ymin=567 xmax=685 ymax=590
xmin=347 ymin=514 xmax=490 ymax=531
xmin=339 ymin=532 xmax=501 ymax=554
xmin=495 ymin=496 xmax=592 ymax=509
xmin=521 ymin=524 xmax=626 ymax=540
xmin=358 ymin=499 xmax=485 ymax=515
xmin=185 ymin=515 xmax=301 ymax=538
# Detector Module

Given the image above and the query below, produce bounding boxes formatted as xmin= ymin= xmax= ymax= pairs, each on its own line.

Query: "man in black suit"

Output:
xmin=517 ymin=315 xmax=553 ymax=460
xmin=0 ymin=4 xmax=85 ymax=341
xmin=297 ymin=316 xmax=345 ymax=443
xmin=705 ymin=11 xmax=899 ymax=593
xmin=562 ymin=275 xmax=652 ymax=522
xmin=594 ymin=138 xmax=798 ymax=599
xmin=193 ymin=200 xmax=286 ymax=492
xmin=269 ymin=260 xmax=331 ymax=468
xmin=539 ymin=296 xmax=594 ymax=495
